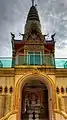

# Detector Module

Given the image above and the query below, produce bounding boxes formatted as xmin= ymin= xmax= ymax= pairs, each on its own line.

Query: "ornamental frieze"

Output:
xmin=25 ymin=39 xmax=44 ymax=44
xmin=25 ymin=44 xmax=44 ymax=51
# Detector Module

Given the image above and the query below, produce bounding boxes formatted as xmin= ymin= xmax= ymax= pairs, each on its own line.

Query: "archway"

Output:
xmin=21 ymin=80 xmax=49 ymax=120
xmin=16 ymin=73 xmax=55 ymax=120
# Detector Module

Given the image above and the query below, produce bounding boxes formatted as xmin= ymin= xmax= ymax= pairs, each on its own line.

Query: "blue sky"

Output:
xmin=0 ymin=0 xmax=67 ymax=58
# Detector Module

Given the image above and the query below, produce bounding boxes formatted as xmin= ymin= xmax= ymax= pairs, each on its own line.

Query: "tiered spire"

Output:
xmin=26 ymin=0 xmax=40 ymax=22
xmin=24 ymin=0 xmax=41 ymax=38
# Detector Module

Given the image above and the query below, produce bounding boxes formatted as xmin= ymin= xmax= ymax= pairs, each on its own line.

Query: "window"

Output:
xmin=9 ymin=86 xmax=13 ymax=94
xmin=66 ymin=87 xmax=67 ymax=93
xmin=0 ymin=86 xmax=2 ymax=93
xmin=56 ymin=87 xmax=59 ymax=94
xmin=28 ymin=52 xmax=41 ymax=65
xmin=61 ymin=86 xmax=64 ymax=94
xmin=4 ymin=86 xmax=8 ymax=93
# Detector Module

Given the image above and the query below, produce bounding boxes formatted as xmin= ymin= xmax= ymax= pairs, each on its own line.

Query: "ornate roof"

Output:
xmin=26 ymin=6 xmax=40 ymax=22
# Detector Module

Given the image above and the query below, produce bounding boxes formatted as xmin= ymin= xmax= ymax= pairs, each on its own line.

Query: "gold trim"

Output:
xmin=54 ymin=109 xmax=67 ymax=119
xmin=0 ymin=110 xmax=18 ymax=120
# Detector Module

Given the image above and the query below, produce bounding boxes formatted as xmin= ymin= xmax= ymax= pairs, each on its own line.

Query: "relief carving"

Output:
xmin=32 ymin=68 xmax=39 ymax=75
xmin=26 ymin=44 xmax=43 ymax=51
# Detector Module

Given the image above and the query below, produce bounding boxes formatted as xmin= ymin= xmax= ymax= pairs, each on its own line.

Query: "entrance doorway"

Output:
xmin=21 ymin=80 xmax=49 ymax=120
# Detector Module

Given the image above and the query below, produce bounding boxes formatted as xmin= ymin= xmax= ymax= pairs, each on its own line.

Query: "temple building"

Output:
xmin=0 ymin=1 xmax=67 ymax=120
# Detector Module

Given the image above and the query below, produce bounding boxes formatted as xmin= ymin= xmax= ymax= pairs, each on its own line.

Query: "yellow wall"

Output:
xmin=0 ymin=67 xmax=67 ymax=120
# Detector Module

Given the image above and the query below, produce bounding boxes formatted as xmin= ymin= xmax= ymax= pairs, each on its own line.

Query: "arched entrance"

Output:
xmin=21 ymin=80 xmax=49 ymax=120
xmin=16 ymin=73 xmax=55 ymax=120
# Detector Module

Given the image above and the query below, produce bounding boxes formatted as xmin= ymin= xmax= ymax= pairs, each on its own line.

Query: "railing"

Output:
xmin=15 ymin=54 xmax=54 ymax=66
xmin=55 ymin=58 xmax=67 ymax=68
xmin=0 ymin=110 xmax=17 ymax=120
xmin=0 ymin=56 xmax=67 ymax=68
xmin=0 ymin=57 xmax=12 ymax=68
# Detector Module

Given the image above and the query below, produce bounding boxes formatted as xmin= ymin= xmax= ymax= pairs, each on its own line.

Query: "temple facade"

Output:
xmin=0 ymin=1 xmax=67 ymax=120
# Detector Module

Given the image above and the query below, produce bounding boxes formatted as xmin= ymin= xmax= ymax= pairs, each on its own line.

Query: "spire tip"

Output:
xmin=32 ymin=0 xmax=35 ymax=6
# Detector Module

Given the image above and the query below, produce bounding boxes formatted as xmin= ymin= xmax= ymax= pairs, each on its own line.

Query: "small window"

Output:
xmin=0 ymin=86 xmax=2 ymax=93
xmin=9 ymin=86 xmax=13 ymax=94
xmin=4 ymin=86 xmax=8 ymax=93
xmin=56 ymin=87 xmax=59 ymax=94
xmin=66 ymin=87 xmax=67 ymax=93
xmin=61 ymin=87 xmax=64 ymax=94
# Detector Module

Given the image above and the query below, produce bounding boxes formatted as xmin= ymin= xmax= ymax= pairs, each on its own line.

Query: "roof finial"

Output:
xmin=32 ymin=0 xmax=35 ymax=6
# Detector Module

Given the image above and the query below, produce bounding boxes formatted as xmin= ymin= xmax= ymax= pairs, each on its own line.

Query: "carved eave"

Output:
xmin=45 ymin=40 xmax=55 ymax=44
